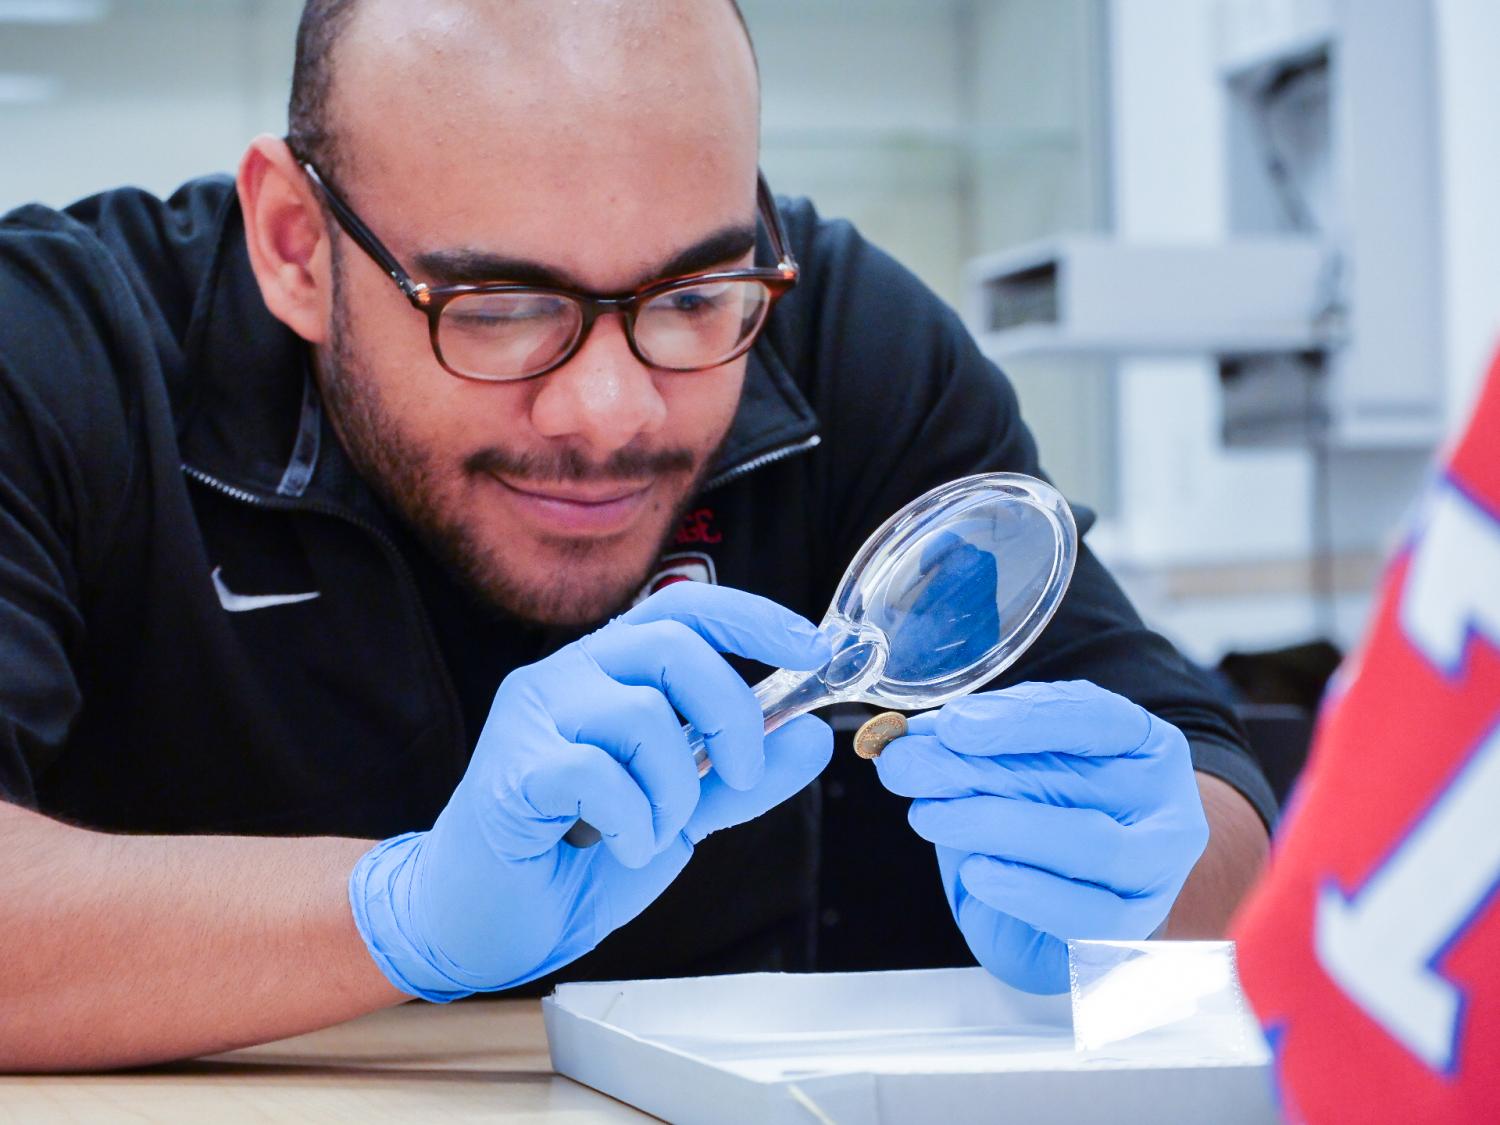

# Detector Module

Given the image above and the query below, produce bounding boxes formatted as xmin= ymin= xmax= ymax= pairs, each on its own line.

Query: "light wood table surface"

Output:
xmin=0 ymin=998 xmax=655 ymax=1123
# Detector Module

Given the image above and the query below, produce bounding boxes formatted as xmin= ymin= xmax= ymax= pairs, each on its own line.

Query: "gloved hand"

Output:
xmin=350 ymin=582 xmax=834 ymax=1000
xmin=874 ymin=680 xmax=1209 ymax=994
xmin=877 ymin=528 xmax=1000 ymax=683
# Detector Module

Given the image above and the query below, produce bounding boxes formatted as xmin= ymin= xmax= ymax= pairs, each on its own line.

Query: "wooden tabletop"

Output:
xmin=0 ymin=998 xmax=655 ymax=1123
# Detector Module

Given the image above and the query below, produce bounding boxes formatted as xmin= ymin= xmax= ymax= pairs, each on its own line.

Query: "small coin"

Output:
xmin=854 ymin=711 xmax=908 ymax=759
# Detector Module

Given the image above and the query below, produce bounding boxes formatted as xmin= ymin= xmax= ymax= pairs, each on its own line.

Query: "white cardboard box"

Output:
xmin=543 ymin=964 xmax=1280 ymax=1124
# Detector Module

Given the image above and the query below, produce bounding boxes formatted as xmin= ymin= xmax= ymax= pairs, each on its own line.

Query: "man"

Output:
xmin=0 ymin=0 xmax=1273 ymax=1070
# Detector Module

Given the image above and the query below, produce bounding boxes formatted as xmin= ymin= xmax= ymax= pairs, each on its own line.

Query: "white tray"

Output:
xmin=543 ymin=964 xmax=1279 ymax=1125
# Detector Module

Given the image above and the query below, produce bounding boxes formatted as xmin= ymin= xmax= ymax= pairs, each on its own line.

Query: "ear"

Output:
xmin=237 ymin=135 xmax=334 ymax=345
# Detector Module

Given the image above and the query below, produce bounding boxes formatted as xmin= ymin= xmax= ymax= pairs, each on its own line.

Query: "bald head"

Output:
xmin=287 ymin=0 xmax=758 ymax=182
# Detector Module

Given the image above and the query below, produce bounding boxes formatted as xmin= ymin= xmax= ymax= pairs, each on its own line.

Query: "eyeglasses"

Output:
xmin=297 ymin=159 xmax=799 ymax=383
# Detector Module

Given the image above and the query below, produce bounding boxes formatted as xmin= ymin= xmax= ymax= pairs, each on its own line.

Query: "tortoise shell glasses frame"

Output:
xmin=293 ymin=153 xmax=800 ymax=382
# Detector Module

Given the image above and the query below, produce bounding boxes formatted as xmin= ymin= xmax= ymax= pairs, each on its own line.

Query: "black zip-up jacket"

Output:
xmin=0 ymin=178 xmax=1275 ymax=980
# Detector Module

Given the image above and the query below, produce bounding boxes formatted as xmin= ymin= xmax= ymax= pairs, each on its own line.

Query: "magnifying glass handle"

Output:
xmin=562 ymin=666 xmax=828 ymax=848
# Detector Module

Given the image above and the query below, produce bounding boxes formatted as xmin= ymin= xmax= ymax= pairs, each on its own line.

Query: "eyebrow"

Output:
xmin=411 ymin=223 xmax=759 ymax=293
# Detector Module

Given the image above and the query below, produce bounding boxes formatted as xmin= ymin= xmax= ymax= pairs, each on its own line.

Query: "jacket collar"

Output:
xmin=175 ymin=192 xmax=323 ymax=500
xmin=707 ymin=337 xmax=821 ymax=490
xmin=176 ymin=194 xmax=821 ymax=509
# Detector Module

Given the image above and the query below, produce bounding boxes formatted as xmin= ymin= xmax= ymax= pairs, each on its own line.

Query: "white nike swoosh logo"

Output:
xmin=212 ymin=567 xmax=321 ymax=613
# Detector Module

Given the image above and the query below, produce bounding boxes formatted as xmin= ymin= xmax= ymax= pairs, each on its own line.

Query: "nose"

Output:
xmin=528 ymin=313 xmax=668 ymax=453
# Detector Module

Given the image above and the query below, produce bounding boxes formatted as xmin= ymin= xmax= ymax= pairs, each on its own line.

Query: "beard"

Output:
xmin=319 ymin=282 xmax=724 ymax=628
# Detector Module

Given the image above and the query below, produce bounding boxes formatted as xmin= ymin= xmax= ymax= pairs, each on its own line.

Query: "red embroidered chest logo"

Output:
xmin=674 ymin=508 xmax=723 ymax=546
xmin=633 ymin=509 xmax=724 ymax=607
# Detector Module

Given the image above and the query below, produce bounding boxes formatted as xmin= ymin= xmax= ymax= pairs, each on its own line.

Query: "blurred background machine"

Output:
xmin=969 ymin=0 xmax=1444 ymax=655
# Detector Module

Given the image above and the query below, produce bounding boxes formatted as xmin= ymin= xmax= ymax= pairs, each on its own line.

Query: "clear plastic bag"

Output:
xmin=1068 ymin=940 xmax=1270 ymax=1066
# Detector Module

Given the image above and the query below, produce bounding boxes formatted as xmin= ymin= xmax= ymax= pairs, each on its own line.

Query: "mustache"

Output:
xmin=464 ymin=443 xmax=698 ymax=483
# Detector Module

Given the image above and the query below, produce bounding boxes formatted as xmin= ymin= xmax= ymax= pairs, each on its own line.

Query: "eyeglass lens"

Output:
xmin=436 ymin=278 xmax=775 ymax=380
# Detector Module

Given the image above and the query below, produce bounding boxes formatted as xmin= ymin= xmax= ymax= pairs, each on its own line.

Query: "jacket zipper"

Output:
xmin=704 ymin=434 xmax=821 ymax=493
xmin=181 ymin=464 xmax=467 ymax=748
xmin=185 ymin=431 xmax=818 ymax=733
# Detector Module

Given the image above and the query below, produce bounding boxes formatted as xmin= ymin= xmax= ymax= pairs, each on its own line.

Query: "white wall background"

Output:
xmin=1434 ymin=0 xmax=1500 ymax=430
xmin=1101 ymin=0 xmax=1321 ymax=661
xmin=0 ymin=0 xmax=301 ymax=209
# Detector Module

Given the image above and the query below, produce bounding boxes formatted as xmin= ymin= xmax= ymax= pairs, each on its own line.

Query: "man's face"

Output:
xmin=312 ymin=0 xmax=761 ymax=627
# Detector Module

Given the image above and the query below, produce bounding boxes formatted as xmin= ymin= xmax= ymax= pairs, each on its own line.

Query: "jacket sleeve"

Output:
xmin=774 ymin=199 xmax=1277 ymax=829
xmin=0 ymin=209 xmax=139 ymax=804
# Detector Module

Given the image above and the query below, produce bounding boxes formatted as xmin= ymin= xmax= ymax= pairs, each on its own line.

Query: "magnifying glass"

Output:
xmin=565 ymin=471 xmax=1078 ymax=847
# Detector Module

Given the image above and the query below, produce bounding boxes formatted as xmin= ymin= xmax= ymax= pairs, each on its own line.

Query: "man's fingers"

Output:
xmin=686 ymin=714 xmax=833 ymax=842
xmin=619 ymin=582 xmax=831 ymax=671
xmin=874 ymin=734 xmax=999 ymax=798
xmin=957 ymin=854 xmax=1160 ymax=940
xmin=518 ymin=741 xmax=658 ymax=868
xmin=953 ymin=885 xmax=1069 ymax=995
xmin=905 ymin=710 xmax=940 ymax=737
xmin=935 ymin=681 xmax=1153 ymax=757
xmin=568 ymin=681 xmax=703 ymax=849
xmin=908 ymin=797 xmax=1142 ymax=894
xmin=874 ymin=733 xmax=1109 ymax=807
xmin=936 ymin=845 xmax=1069 ymax=995
xmin=581 ymin=620 xmax=767 ymax=789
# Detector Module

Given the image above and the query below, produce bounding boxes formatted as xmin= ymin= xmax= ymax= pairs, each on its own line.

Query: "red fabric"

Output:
xmin=1233 ymin=350 xmax=1500 ymax=1123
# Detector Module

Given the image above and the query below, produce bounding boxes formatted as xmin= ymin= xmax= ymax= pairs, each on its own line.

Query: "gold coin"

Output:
xmin=854 ymin=711 xmax=908 ymax=759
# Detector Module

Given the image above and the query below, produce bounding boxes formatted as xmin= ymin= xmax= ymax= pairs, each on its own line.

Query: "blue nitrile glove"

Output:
xmin=877 ymin=529 xmax=999 ymax=683
xmin=349 ymin=582 xmax=834 ymax=1001
xmin=874 ymin=680 xmax=1209 ymax=994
